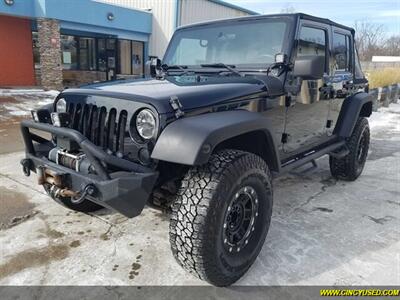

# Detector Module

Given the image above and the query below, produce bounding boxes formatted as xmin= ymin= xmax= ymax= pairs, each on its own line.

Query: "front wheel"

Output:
xmin=330 ymin=117 xmax=370 ymax=181
xmin=169 ymin=149 xmax=273 ymax=286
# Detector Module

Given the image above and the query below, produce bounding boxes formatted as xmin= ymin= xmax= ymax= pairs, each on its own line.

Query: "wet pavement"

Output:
xmin=0 ymin=89 xmax=58 ymax=154
xmin=0 ymin=93 xmax=399 ymax=285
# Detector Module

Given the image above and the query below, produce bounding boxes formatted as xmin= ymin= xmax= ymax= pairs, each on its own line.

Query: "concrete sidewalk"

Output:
xmin=0 ymin=103 xmax=399 ymax=286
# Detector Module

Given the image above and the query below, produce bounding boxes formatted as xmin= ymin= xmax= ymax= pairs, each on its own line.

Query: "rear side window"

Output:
xmin=354 ymin=47 xmax=365 ymax=79
xmin=333 ymin=32 xmax=351 ymax=71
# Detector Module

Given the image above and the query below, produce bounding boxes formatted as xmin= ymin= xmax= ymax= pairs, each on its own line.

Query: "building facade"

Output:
xmin=99 ymin=0 xmax=257 ymax=58
xmin=0 ymin=0 xmax=256 ymax=89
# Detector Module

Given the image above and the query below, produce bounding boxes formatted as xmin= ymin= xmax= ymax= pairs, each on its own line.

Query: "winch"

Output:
xmin=48 ymin=147 xmax=94 ymax=174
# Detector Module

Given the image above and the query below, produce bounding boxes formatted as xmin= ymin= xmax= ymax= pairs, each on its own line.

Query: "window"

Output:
xmin=61 ymin=35 xmax=78 ymax=70
xmin=97 ymin=39 xmax=107 ymax=72
xmin=354 ymin=47 xmax=364 ymax=79
xmin=32 ymin=32 xmax=40 ymax=69
xmin=132 ymin=41 xmax=144 ymax=76
xmin=164 ymin=20 xmax=289 ymax=67
xmin=333 ymin=32 xmax=351 ymax=71
xmin=58 ymin=35 xmax=144 ymax=76
xmin=61 ymin=36 xmax=97 ymax=71
xmin=118 ymin=40 xmax=144 ymax=76
xmin=119 ymin=40 xmax=131 ymax=74
xmin=298 ymin=26 xmax=327 ymax=58
xmin=79 ymin=37 xmax=96 ymax=71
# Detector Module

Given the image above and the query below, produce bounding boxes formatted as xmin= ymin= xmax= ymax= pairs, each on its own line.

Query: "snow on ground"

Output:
xmin=0 ymin=89 xmax=59 ymax=97
xmin=0 ymin=94 xmax=399 ymax=286
xmin=0 ymin=89 xmax=59 ymax=121
xmin=369 ymin=100 xmax=400 ymax=133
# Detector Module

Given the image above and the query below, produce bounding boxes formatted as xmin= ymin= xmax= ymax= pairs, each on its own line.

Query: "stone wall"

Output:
xmin=37 ymin=18 xmax=63 ymax=90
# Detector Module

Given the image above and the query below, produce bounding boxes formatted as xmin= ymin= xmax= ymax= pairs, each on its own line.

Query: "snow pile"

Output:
xmin=369 ymin=100 xmax=400 ymax=134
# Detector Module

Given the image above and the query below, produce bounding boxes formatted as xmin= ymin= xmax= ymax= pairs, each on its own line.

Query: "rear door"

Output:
xmin=326 ymin=27 xmax=354 ymax=136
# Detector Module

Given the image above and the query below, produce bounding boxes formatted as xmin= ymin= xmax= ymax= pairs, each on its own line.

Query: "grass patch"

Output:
xmin=366 ymin=68 xmax=400 ymax=89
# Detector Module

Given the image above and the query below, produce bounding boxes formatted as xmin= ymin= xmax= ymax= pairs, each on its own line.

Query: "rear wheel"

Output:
xmin=330 ymin=117 xmax=370 ymax=181
xmin=43 ymin=184 xmax=103 ymax=213
xmin=169 ymin=149 xmax=273 ymax=286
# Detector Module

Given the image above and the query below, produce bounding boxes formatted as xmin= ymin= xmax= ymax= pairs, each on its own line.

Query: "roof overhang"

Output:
xmin=0 ymin=0 xmax=152 ymax=36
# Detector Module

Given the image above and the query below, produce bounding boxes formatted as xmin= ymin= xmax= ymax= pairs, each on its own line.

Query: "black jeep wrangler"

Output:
xmin=21 ymin=13 xmax=371 ymax=286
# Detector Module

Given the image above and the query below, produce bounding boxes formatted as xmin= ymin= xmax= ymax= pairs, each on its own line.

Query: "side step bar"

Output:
xmin=280 ymin=140 xmax=346 ymax=174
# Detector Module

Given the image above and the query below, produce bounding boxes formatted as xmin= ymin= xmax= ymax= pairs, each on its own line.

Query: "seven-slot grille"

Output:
xmin=67 ymin=103 xmax=128 ymax=156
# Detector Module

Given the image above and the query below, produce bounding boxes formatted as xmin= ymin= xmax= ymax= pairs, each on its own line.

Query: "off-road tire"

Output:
xmin=330 ymin=117 xmax=370 ymax=181
xmin=169 ymin=149 xmax=273 ymax=286
xmin=44 ymin=184 xmax=103 ymax=213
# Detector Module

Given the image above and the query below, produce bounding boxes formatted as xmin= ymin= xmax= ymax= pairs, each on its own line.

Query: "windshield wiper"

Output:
xmin=200 ymin=63 xmax=244 ymax=77
xmin=161 ymin=64 xmax=192 ymax=76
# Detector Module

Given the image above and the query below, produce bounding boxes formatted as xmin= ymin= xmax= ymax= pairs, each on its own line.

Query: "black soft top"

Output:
xmin=178 ymin=13 xmax=354 ymax=33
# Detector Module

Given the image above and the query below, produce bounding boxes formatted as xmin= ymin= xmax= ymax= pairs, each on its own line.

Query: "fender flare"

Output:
xmin=334 ymin=92 xmax=372 ymax=138
xmin=151 ymin=110 xmax=280 ymax=169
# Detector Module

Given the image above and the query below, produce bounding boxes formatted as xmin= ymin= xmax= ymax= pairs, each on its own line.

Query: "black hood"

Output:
xmin=61 ymin=75 xmax=283 ymax=114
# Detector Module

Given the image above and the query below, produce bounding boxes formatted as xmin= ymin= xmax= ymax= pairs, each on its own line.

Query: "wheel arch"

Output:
xmin=213 ymin=130 xmax=280 ymax=172
xmin=151 ymin=110 xmax=281 ymax=172
xmin=334 ymin=92 xmax=373 ymax=138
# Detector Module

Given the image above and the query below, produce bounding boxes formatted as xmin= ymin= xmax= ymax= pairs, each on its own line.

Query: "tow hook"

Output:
xmin=71 ymin=184 xmax=97 ymax=204
xmin=20 ymin=159 xmax=32 ymax=177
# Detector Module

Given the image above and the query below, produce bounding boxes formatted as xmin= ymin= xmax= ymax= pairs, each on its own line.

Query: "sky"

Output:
xmin=225 ymin=0 xmax=400 ymax=36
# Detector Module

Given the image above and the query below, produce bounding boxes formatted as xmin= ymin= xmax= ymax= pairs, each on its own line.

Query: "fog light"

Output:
xmin=51 ymin=112 xmax=70 ymax=127
xmin=31 ymin=110 xmax=39 ymax=122
xmin=51 ymin=113 xmax=61 ymax=127
xmin=31 ymin=109 xmax=52 ymax=123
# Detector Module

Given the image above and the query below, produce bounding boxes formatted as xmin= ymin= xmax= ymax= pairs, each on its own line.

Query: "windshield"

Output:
xmin=163 ymin=18 xmax=291 ymax=68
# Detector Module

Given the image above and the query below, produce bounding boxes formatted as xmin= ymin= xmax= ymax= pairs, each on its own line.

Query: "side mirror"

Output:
xmin=145 ymin=57 xmax=162 ymax=78
xmin=293 ymin=55 xmax=325 ymax=80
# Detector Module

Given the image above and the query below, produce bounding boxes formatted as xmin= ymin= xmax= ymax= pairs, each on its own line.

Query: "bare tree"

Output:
xmin=383 ymin=35 xmax=400 ymax=56
xmin=280 ymin=3 xmax=296 ymax=13
xmin=354 ymin=20 xmax=386 ymax=61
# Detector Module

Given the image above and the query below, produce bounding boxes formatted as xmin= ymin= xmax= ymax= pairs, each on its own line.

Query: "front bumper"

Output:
xmin=20 ymin=120 xmax=158 ymax=218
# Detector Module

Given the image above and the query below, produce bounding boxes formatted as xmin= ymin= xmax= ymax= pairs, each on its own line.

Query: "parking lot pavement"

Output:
xmin=0 ymin=102 xmax=399 ymax=286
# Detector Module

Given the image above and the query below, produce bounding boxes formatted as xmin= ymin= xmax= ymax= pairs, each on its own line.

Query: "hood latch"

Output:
xmin=169 ymin=96 xmax=185 ymax=118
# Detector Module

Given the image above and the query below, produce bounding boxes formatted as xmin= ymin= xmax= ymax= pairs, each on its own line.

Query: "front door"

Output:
xmin=282 ymin=22 xmax=330 ymax=154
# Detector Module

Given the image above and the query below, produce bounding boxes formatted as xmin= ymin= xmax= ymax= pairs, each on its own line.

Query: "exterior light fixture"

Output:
xmin=107 ymin=12 xmax=115 ymax=21
xmin=4 ymin=0 xmax=15 ymax=6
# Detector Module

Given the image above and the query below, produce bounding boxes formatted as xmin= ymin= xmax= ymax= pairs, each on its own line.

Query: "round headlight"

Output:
xmin=136 ymin=109 xmax=157 ymax=140
xmin=56 ymin=98 xmax=67 ymax=113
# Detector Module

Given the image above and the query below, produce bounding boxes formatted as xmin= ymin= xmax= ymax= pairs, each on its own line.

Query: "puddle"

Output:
xmin=0 ymin=244 xmax=69 ymax=280
xmin=69 ymin=240 xmax=81 ymax=248
xmin=0 ymin=187 xmax=36 ymax=230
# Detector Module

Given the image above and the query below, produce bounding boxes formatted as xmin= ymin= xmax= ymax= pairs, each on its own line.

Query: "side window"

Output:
xmin=354 ymin=47 xmax=365 ymax=79
xmin=333 ymin=32 xmax=351 ymax=71
xmin=298 ymin=26 xmax=327 ymax=59
xmin=296 ymin=26 xmax=327 ymax=104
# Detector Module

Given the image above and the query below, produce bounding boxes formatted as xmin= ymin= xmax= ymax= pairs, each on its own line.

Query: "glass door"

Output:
xmin=97 ymin=38 xmax=117 ymax=80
